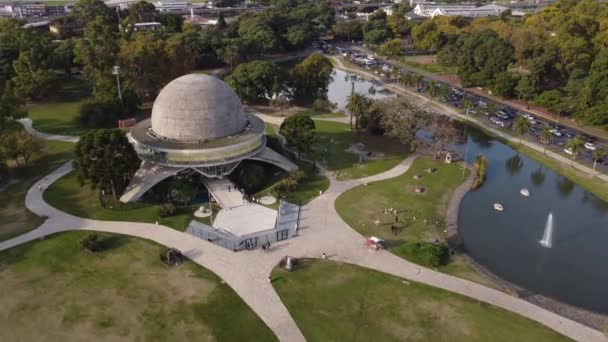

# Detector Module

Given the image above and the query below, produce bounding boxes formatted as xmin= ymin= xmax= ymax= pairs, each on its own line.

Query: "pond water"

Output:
xmin=325 ymin=69 xmax=608 ymax=314
xmin=327 ymin=68 xmax=395 ymax=110
xmin=457 ymin=128 xmax=608 ymax=314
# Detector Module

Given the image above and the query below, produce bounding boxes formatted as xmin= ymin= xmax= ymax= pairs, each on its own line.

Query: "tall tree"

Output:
xmin=0 ymin=130 xmax=41 ymax=168
xmin=119 ymin=34 xmax=194 ymax=100
xmin=565 ymin=136 xmax=584 ymax=160
xmin=226 ymin=60 xmax=281 ymax=102
xmin=346 ymin=92 xmax=370 ymax=131
xmin=279 ymin=114 xmax=316 ymax=159
xmin=290 ymin=53 xmax=333 ymax=103
xmin=512 ymin=116 xmax=531 ymax=143
xmin=73 ymin=129 xmax=140 ymax=200
xmin=457 ymin=30 xmax=514 ymax=87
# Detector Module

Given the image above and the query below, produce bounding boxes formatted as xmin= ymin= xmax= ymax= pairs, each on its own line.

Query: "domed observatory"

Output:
xmin=121 ymin=74 xmax=297 ymax=203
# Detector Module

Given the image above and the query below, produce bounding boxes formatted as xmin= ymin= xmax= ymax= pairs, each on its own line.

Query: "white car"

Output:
xmin=550 ymin=129 xmax=562 ymax=137
xmin=564 ymin=148 xmax=573 ymax=155
xmin=584 ymin=142 xmax=597 ymax=150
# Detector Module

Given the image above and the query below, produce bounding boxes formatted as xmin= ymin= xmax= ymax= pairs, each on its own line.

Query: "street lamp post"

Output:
xmin=112 ymin=65 xmax=123 ymax=104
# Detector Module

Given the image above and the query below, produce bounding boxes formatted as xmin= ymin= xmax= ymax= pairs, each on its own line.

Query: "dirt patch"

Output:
xmin=407 ymin=55 xmax=436 ymax=65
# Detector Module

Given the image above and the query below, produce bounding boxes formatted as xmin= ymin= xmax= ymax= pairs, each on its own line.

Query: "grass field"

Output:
xmin=254 ymin=161 xmax=330 ymax=208
xmin=0 ymin=139 xmax=74 ymax=242
xmin=335 ymin=156 xmax=494 ymax=286
xmin=272 ymin=260 xmax=569 ymax=342
xmin=400 ymin=57 xmax=458 ymax=75
xmin=44 ymin=172 xmax=194 ymax=231
xmin=0 ymin=231 xmax=276 ymax=341
xmin=27 ymin=78 xmax=91 ymax=136
xmin=314 ymin=120 xmax=408 ymax=180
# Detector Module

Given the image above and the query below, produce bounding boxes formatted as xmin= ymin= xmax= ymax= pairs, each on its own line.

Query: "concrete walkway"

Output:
xmin=18 ymin=118 xmax=79 ymax=143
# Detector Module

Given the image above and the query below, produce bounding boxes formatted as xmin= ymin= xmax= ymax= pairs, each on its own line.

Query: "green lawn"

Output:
xmin=335 ymin=156 xmax=494 ymax=287
xmin=254 ymin=161 xmax=329 ymax=209
xmin=314 ymin=120 xmax=408 ymax=180
xmin=0 ymin=139 xmax=74 ymax=242
xmin=27 ymin=78 xmax=92 ymax=136
xmin=27 ymin=101 xmax=88 ymax=136
xmin=272 ymin=260 xmax=569 ymax=342
xmin=44 ymin=172 xmax=195 ymax=231
xmin=400 ymin=57 xmax=458 ymax=75
xmin=0 ymin=231 xmax=276 ymax=341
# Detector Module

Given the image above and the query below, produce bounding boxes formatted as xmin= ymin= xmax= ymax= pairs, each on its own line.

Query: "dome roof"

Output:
xmin=150 ymin=74 xmax=247 ymax=142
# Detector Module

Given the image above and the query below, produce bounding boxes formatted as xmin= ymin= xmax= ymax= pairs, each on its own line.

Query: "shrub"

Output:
xmin=80 ymin=233 xmax=103 ymax=253
xmin=312 ymin=98 xmax=336 ymax=113
xmin=402 ymin=241 xmax=449 ymax=267
xmin=471 ymin=154 xmax=488 ymax=190
xmin=77 ymin=98 xmax=123 ymax=128
xmin=158 ymin=203 xmax=176 ymax=217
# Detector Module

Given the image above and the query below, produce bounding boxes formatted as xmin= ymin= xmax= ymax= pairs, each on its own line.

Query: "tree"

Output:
xmin=539 ymin=125 xmax=553 ymax=151
xmin=71 ymin=0 xmax=114 ymax=24
xmin=290 ymin=53 xmax=333 ymax=104
xmin=346 ymin=92 xmax=370 ymax=131
xmin=512 ymin=116 xmax=531 ymax=143
xmin=73 ymin=129 xmax=140 ymax=200
xmin=332 ymin=20 xmax=363 ymax=41
xmin=515 ymin=74 xmax=539 ymax=101
xmin=492 ymin=72 xmax=519 ymax=98
xmin=592 ymin=149 xmax=605 ymax=172
xmin=11 ymin=51 xmax=56 ymax=99
xmin=565 ymin=136 xmax=584 ymax=160
xmin=463 ymin=99 xmax=475 ymax=115
xmin=0 ymin=130 xmax=41 ymax=168
xmin=216 ymin=12 xmax=227 ymax=30
xmin=218 ymin=38 xmax=244 ymax=72
xmin=378 ymin=39 xmax=403 ymax=57
xmin=364 ymin=29 xmax=392 ymax=47
xmin=270 ymin=95 xmax=290 ymax=116
xmin=376 ymin=97 xmax=429 ymax=148
xmin=52 ymin=38 xmax=76 ymax=76
xmin=119 ymin=35 xmax=194 ymax=100
xmin=457 ymin=30 xmax=514 ymax=87
xmin=428 ymin=116 xmax=460 ymax=156
xmin=0 ymin=88 xmax=27 ymax=131
xmin=533 ymin=90 xmax=562 ymax=115
xmin=226 ymin=60 xmax=281 ymax=102
xmin=279 ymin=114 xmax=316 ymax=159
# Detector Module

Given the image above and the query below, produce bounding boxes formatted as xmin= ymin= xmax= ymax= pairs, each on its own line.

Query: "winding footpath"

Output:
xmin=1 ymin=118 xmax=605 ymax=342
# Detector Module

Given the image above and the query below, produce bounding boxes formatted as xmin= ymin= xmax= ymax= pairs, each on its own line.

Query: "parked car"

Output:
xmin=584 ymin=142 xmax=597 ymax=151
xmin=496 ymin=111 xmax=510 ymax=120
xmin=564 ymin=148 xmax=574 ymax=155
xmin=549 ymin=129 xmax=562 ymax=137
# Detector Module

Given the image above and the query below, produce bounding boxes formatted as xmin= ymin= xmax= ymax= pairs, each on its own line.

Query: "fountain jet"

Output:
xmin=539 ymin=213 xmax=554 ymax=248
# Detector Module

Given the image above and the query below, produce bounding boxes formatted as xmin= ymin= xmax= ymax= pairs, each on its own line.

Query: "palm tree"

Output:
xmin=413 ymin=75 xmax=423 ymax=90
xmin=539 ymin=125 xmax=553 ymax=153
xmin=512 ymin=116 xmax=530 ymax=143
xmin=346 ymin=92 xmax=369 ymax=131
xmin=565 ymin=136 xmax=584 ymax=160
xmin=270 ymin=95 xmax=290 ymax=116
xmin=400 ymin=72 xmax=411 ymax=88
xmin=463 ymin=99 xmax=475 ymax=116
xmin=592 ymin=149 xmax=606 ymax=173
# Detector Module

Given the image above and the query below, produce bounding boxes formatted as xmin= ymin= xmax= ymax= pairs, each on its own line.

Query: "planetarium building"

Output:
xmin=120 ymin=74 xmax=297 ymax=203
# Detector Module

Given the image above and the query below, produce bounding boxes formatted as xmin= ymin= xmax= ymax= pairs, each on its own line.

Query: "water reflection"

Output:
xmin=505 ymin=154 xmax=524 ymax=176
xmin=556 ymin=177 xmax=574 ymax=198
xmin=530 ymin=167 xmax=546 ymax=187
xmin=327 ymin=68 xmax=395 ymax=110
